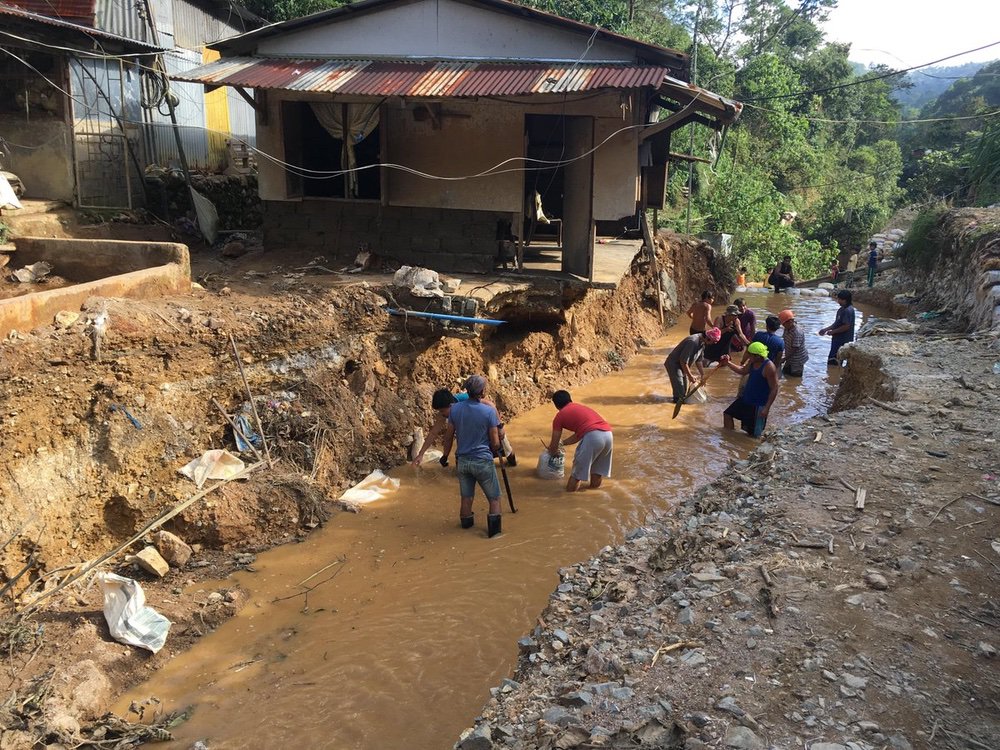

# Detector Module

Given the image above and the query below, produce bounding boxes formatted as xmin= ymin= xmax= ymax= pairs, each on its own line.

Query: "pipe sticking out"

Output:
xmin=384 ymin=308 xmax=506 ymax=326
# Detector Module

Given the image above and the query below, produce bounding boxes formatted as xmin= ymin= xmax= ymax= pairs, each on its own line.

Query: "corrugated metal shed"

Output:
xmin=171 ymin=57 xmax=672 ymax=97
xmin=94 ymin=0 xmax=152 ymax=45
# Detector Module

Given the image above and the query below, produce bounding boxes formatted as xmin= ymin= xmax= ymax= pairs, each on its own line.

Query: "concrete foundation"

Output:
xmin=262 ymin=200 xmax=508 ymax=273
xmin=0 ymin=237 xmax=190 ymax=337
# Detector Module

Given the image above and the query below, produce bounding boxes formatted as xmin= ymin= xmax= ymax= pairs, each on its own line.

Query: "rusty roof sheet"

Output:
xmin=170 ymin=56 xmax=672 ymax=97
xmin=5 ymin=0 xmax=94 ymax=23
xmin=0 ymin=1 xmax=162 ymax=49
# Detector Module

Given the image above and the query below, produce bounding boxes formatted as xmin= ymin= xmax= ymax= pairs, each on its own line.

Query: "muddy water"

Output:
xmin=122 ymin=290 xmax=871 ymax=749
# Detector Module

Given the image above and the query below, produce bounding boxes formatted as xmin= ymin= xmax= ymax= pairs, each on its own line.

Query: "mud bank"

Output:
xmin=457 ymin=332 xmax=1000 ymax=749
xmin=0 ymin=230 xmax=723 ymax=745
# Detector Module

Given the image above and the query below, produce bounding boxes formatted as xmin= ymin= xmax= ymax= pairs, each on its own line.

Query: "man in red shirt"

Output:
xmin=547 ymin=390 xmax=613 ymax=492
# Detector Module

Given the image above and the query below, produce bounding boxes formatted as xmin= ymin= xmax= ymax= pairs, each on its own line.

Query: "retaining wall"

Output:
xmin=0 ymin=238 xmax=190 ymax=337
xmin=904 ymin=208 xmax=1000 ymax=330
xmin=262 ymin=201 xmax=508 ymax=273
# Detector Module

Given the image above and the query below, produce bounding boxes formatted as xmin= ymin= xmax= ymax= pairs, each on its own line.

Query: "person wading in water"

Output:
xmin=441 ymin=375 xmax=504 ymax=537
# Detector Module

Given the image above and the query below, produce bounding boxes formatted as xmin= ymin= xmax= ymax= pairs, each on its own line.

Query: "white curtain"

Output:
xmin=310 ymin=102 xmax=380 ymax=197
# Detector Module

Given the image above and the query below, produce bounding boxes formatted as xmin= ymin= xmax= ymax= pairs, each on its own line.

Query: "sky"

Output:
xmin=821 ymin=0 xmax=1000 ymax=69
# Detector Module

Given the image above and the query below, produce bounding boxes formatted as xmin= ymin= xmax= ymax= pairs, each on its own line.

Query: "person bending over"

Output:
xmin=547 ymin=390 xmax=613 ymax=493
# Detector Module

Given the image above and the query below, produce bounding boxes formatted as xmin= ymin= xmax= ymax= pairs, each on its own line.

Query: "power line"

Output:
xmin=745 ymin=39 xmax=1000 ymax=102
xmin=743 ymin=102 xmax=1000 ymax=125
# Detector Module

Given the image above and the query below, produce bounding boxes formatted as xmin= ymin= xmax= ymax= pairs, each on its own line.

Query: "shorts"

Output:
xmin=689 ymin=326 xmax=705 ymax=335
xmin=456 ymin=457 xmax=500 ymax=499
xmin=572 ymin=430 xmax=613 ymax=481
xmin=724 ymin=399 xmax=767 ymax=437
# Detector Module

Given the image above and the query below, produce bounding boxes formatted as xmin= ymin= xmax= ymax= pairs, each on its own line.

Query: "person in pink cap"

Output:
xmin=664 ymin=327 xmax=720 ymax=403
xmin=779 ymin=309 xmax=808 ymax=377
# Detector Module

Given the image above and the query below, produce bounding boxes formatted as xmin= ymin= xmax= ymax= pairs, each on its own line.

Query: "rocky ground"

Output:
xmin=458 ymin=326 xmax=1000 ymax=750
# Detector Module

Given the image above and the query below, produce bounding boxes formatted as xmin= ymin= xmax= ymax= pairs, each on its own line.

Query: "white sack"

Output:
xmin=99 ymin=572 xmax=171 ymax=654
xmin=536 ymin=449 xmax=565 ymax=480
xmin=339 ymin=469 xmax=400 ymax=506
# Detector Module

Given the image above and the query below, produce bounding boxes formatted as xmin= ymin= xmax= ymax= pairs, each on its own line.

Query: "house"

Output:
xmin=0 ymin=0 xmax=261 ymax=209
xmin=175 ymin=0 xmax=742 ymax=277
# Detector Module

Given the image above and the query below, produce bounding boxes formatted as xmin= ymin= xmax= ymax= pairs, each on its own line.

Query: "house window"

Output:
xmin=282 ymin=100 xmax=380 ymax=200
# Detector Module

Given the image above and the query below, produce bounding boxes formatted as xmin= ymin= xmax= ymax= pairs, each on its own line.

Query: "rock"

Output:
xmin=690 ymin=712 xmax=711 ymax=727
xmin=679 ymin=649 xmax=706 ymax=667
xmin=677 ymin=607 xmax=695 ymax=625
xmin=131 ymin=547 xmax=169 ymax=578
xmin=518 ymin=636 xmax=538 ymax=654
xmin=716 ymin=697 xmax=745 ymax=717
xmin=723 ymin=726 xmax=763 ymax=749
xmin=553 ymin=629 xmax=571 ymax=645
xmin=561 ymin=691 xmax=593 ymax=708
xmin=456 ymin=723 xmax=492 ymax=750
xmin=810 ymin=744 xmax=848 ymax=750
xmin=221 ymin=241 xmax=248 ymax=258
xmin=888 ymin=734 xmax=913 ymax=750
xmin=864 ymin=572 xmax=889 ymax=590
xmin=54 ymin=311 xmax=80 ymax=329
xmin=841 ymin=673 xmax=868 ymax=690
xmin=207 ymin=592 xmax=224 ymax=604
xmin=542 ymin=707 xmax=575 ymax=727
xmin=978 ymin=641 xmax=997 ymax=658
xmin=154 ymin=531 xmax=193 ymax=567
xmin=857 ymin=721 xmax=881 ymax=733
xmin=584 ymin=646 xmax=608 ymax=675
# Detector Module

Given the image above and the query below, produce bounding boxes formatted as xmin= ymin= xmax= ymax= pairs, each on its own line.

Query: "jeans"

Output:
xmin=456 ymin=457 xmax=500 ymax=499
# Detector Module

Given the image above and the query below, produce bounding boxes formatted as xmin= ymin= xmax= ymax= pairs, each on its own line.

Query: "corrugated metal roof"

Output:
xmin=658 ymin=73 xmax=742 ymax=123
xmin=5 ymin=0 xmax=94 ymax=23
xmin=0 ymin=1 xmax=163 ymax=49
xmin=171 ymin=56 xmax=671 ymax=97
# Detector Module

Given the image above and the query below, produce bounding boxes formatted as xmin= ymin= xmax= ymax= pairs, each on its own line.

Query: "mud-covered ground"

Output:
xmin=457 ymin=326 xmax=1000 ymax=750
xmin=0 ymin=220 xmax=722 ymax=747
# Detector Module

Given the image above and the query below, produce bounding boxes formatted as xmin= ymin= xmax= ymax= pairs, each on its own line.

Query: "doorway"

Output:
xmin=523 ymin=114 xmax=594 ymax=278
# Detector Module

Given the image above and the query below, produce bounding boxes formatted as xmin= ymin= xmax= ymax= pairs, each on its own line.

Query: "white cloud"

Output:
xmin=821 ymin=0 xmax=1000 ymax=68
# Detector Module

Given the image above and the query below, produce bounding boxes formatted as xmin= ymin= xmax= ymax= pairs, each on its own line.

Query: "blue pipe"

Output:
xmin=384 ymin=307 xmax=506 ymax=326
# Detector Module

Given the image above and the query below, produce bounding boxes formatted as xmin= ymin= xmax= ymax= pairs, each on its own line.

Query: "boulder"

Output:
xmin=132 ymin=546 xmax=170 ymax=578
xmin=154 ymin=531 xmax=193 ymax=568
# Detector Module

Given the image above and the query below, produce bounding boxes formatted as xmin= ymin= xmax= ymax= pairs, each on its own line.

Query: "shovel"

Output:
xmin=672 ymin=362 xmax=725 ymax=419
xmin=498 ymin=454 xmax=517 ymax=513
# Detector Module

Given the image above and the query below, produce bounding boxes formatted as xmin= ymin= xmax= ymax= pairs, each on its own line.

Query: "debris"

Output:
xmin=864 ymin=572 xmax=889 ymax=590
xmin=855 ymin=487 xmax=867 ymax=510
xmin=393 ymin=265 xmax=444 ymax=297
xmin=54 ymin=311 xmax=80 ymax=329
xmin=179 ymin=449 xmax=246 ymax=489
xmin=109 ymin=403 xmax=142 ymax=430
xmin=12 ymin=261 xmax=52 ymax=283
xmin=338 ymin=470 xmax=400 ymax=510
xmin=868 ymin=398 xmax=912 ymax=416
xmin=98 ymin=573 xmax=171 ymax=653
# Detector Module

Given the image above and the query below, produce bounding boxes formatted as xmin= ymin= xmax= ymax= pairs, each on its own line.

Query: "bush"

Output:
xmin=898 ymin=206 xmax=948 ymax=272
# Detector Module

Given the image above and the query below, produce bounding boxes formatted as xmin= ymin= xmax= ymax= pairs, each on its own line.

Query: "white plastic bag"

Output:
xmin=536 ymin=449 xmax=565 ymax=480
xmin=339 ymin=469 xmax=400 ymax=506
xmin=179 ymin=449 xmax=246 ymax=489
xmin=98 ymin=573 xmax=171 ymax=654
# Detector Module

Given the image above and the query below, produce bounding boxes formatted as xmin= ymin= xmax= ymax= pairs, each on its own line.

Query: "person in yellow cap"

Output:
xmin=719 ymin=341 xmax=779 ymax=437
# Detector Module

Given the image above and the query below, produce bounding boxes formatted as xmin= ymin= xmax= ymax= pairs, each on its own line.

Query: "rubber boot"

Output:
xmin=460 ymin=514 xmax=475 ymax=529
xmin=487 ymin=514 xmax=502 ymax=538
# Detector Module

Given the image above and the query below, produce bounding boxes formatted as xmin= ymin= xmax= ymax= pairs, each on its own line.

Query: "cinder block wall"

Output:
xmin=262 ymin=201 xmax=507 ymax=273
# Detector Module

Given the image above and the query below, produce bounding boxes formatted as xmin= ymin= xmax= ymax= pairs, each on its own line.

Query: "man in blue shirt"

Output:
xmin=746 ymin=315 xmax=785 ymax=372
xmin=442 ymin=374 xmax=503 ymax=537
xmin=867 ymin=241 xmax=880 ymax=288
xmin=820 ymin=289 xmax=856 ymax=366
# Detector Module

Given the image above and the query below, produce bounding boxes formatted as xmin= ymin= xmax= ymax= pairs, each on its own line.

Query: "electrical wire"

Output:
xmin=745 ymin=39 xmax=1000 ymax=102
xmin=742 ymin=102 xmax=1000 ymax=125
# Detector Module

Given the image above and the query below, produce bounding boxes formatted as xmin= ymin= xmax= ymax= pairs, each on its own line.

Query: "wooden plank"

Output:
xmin=855 ymin=487 xmax=867 ymax=510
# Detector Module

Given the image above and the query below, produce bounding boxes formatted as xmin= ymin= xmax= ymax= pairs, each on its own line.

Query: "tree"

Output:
xmin=238 ymin=0 xmax=347 ymax=22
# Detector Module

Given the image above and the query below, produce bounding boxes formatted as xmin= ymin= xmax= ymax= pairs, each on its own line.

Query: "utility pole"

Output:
xmin=685 ymin=1 xmax=700 ymax=235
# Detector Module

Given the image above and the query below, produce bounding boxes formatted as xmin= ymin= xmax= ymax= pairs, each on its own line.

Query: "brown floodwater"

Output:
xmin=121 ymin=290 xmax=872 ymax=749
